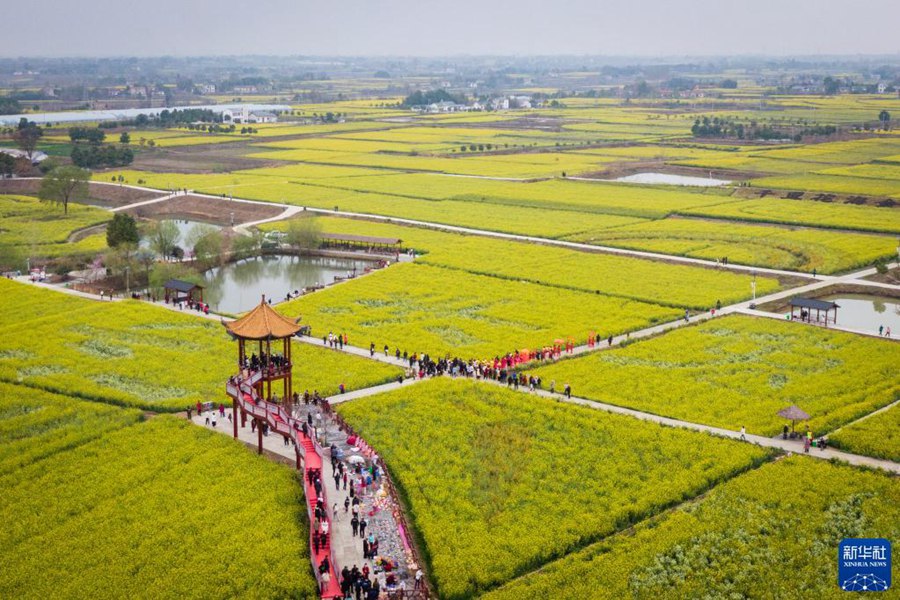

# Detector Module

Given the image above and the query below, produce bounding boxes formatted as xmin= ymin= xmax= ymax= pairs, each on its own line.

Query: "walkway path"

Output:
xmin=110 ymin=191 xmax=181 ymax=212
xmin=475 ymin=377 xmax=900 ymax=474
xmin=235 ymin=205 xmax=304 ymax=235
xmin=195 ymin=398 xmax=420 ymax=595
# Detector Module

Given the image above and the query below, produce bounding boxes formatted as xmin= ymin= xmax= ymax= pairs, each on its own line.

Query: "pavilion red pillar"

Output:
xmin=232 ymin=397 xmax=238 ymax=439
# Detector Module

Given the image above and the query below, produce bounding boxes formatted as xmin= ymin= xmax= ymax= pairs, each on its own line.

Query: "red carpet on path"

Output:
xmin=228 ymin=374 xmax=342 ymax=599
xmin=301 ymin=432 xmax=342 ymax=598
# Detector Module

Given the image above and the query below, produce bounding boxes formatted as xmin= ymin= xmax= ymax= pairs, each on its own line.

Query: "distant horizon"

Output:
xmin=2 ymin=52 xmax=900 ymax=61
xmin=0 ymin=51 xmax=900 ymax=62
xmin=2 ymin=0 xmax=898 ymax=58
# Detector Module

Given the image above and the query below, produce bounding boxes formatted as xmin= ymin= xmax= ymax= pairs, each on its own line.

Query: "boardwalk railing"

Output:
xmin=225 ymin=369 xmax=342 ymax=599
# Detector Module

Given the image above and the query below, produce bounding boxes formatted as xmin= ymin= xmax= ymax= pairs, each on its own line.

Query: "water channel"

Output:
xmin=613 ymin=172 xmax=732 ymax=186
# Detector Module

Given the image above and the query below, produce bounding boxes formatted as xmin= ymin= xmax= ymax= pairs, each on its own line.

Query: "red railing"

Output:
xmin=226 ymin=369 xmax=342 ymax=599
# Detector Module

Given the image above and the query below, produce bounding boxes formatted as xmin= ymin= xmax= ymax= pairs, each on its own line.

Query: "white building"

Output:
xmin=221 ymin=107 xmax=278 ymax=124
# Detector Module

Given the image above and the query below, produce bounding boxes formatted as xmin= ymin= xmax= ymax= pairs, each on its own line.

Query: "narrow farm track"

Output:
xmin=110 ymin=191 xmax=181 ymax=212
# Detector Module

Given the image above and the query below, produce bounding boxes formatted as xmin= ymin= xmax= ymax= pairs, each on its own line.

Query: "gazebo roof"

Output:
xmin=777 ymin=405 xmax=810 ymax=421
xmin=789 ymin=297 xmax=838 ymax=311
xmin=164 ymin=279 xmax=203 ymax=293
xmin=224 ymin=297 xmax=301 ymax=340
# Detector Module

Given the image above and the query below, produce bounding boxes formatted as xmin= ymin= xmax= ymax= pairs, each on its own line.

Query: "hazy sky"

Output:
xmin=3 ymin=0 xmax=899 ymax=57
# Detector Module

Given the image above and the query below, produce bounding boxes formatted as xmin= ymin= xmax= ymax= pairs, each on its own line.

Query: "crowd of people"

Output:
xmin=166 ymin=295 xmax=210 ymax=315
xmin=243 ymin=351 xmax=291 ymax=374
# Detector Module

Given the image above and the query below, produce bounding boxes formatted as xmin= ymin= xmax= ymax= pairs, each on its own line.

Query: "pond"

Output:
xmin=202 ymin=254 xmax=372 ymax=314
xmin=613 ymin=172 xmax=732 ymax=187
xmin=818 ymin=294 xmax=900 ymax=335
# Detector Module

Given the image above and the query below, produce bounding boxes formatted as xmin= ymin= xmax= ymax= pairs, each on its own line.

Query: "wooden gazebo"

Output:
xmin=789 ymin=297 xmax=838 ymax=325
xmin=164 ymin=279 xmax=204 ymax=304
xmin=223 ymin=297 xmax=302 ymax=445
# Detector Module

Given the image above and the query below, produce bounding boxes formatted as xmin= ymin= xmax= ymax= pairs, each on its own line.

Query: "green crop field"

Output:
xmin=265 ymin=215 xmax=779 ymax=310
xmin=564 ymin=216 xmax=897 ymax=273
xmin=0 ymin=381 xmax=142 ymax=474
xmin=9 ymin=59 xmax=900 ymax=600
xmin=337 ymin=378 xmax=771 ymax=599
xmin=830 ymin=403 xmax=900 ymax=462
xmin=484 ymin=458 xmax=900 ymax=599
xmin=532 ymin=315 xmax=899 ymax=436
xmin=0 ymin=412 xmax=318 ymax=599
xmin=0 ymin=278 xmax=401 ymax=410
xmin=682 ymin=197 xmax=900 ymax=234
xmin=279 ymin=262 xmax=681 ymax=357
xmin=0 ymin=194 xmax=110 ymax=261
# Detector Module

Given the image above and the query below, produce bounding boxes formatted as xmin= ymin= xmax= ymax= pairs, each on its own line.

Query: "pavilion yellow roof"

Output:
xmin=224 ymin=297 xmax=301 ymax=340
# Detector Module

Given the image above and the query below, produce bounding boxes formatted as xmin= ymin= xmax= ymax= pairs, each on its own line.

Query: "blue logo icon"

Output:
xmin=839 ymin=538 xmax=891 ymax=592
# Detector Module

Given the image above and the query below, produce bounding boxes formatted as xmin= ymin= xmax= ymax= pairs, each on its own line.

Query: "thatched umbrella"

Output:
xmin=777 ymin=405 xmax=810 ymax=434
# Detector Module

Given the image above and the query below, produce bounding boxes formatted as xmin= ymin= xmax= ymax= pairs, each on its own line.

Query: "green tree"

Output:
xmin=106 ymin=213 xmax=140 ymax=248
xmin=231 ymin=230 xmax=263 ymax=259
xmin=120 ymin=131 xmax=131 ymax=144
xmin=135 ymin=248 xmax=156 ymax=285
xmin=105 ymin=242 xmax=138 ymax=293
xmin=13 ymin=119 xmax=43 ymax=160
xmin=186 ymin=224 xmax=223 ymax=266
xmin=0 ymin=152 xmax=14 ymax=177
xmin=146 ymin=220 xmax=180 ymax=259
xmin=879 ymin=110 xmax=891 ymax=131
xmin=38 ymin=166 xmax=91 ymax=215
xmin=286 ymin=218 xmax=322 ymax=253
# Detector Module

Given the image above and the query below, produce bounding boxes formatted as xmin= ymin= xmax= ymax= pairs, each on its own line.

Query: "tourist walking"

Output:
xmin=359 ymin=517 xmax=368 ymax=537
xmin=739 ymin=425 xmax=746 ymax=441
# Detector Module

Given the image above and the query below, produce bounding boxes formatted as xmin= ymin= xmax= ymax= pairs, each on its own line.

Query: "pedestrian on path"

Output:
xmin=351 ymin=516 xmax=359 ymax=537
xmin=359 ymin=517 xmax=368 ymax=537
xmin=414 ymin=568 xmax=423 ymax=590
xmin=344 ymin=496 xmax=350 ymax=513
xmin=564 ymin=383 xmax=571 ymax=399
xmin=739 ymin=425 xmax=746 ymax=441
